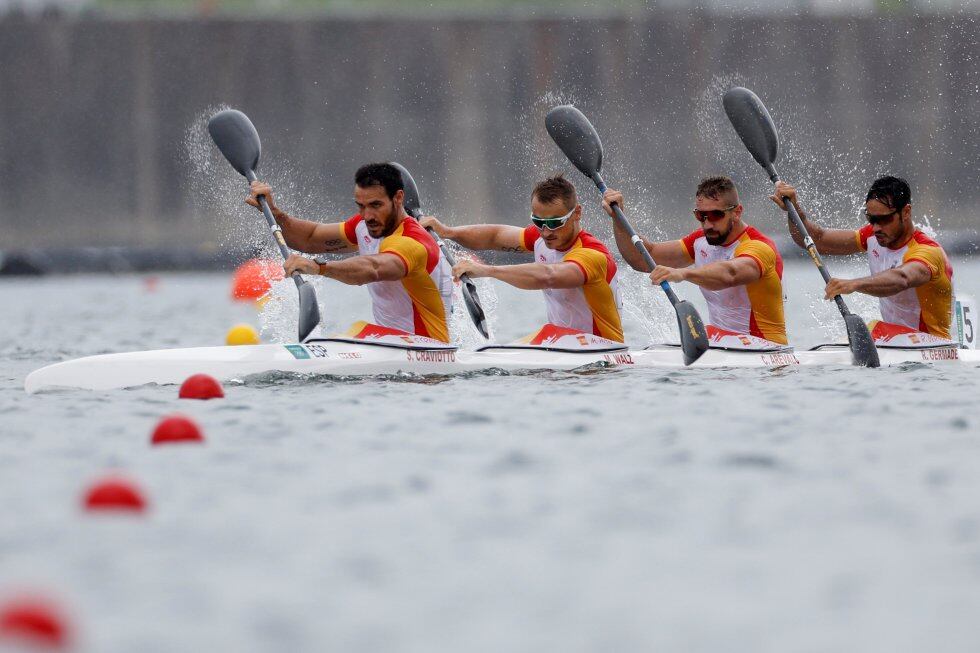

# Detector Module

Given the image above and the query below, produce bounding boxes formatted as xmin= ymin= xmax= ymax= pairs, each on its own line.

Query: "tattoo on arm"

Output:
xmin=322 ymin=238 xmax=347 ymax=252
xmin=501 ymin=246 xmax=524 ymax=253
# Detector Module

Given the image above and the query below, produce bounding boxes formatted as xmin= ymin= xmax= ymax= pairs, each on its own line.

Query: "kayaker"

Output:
xmin=771 ymin=176 xmax=954 ymax=340
xmin=420 ymin=175 xmax=624 ymax=343
xmin=245 ymin=163 xmax=453 ymax=343
xmin=602 ymin=177 xmax=788 ymax=345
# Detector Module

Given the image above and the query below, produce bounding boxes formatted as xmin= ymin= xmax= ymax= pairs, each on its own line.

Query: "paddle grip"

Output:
xmin=593 ymin=175 xmax=679 ymax=305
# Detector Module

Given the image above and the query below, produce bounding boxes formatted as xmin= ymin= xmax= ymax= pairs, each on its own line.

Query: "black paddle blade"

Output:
xmin=723 ymin=87 xmax=779 ymax=179
xmin=843 ymin=313 xmax=880 ymax=368
xmin=461 ymin=281 xmax=490 ymax=340
xmin=545 ymin=105 xmax=604 ymax=179
xmin=295 ymin=277 xmax=321 ymax=342
xmin=674 ymin=300 xmax=710 ymax=365
xmin=208 ymin=109 xmax=262 ymax=179
xmin=390 ymin=162 xmax=422 ymax=219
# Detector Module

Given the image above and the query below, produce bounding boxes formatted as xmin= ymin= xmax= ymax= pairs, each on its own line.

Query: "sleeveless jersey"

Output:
xmin=855 ymin=225 xmax=953 ymax=338
xmin=680 ymin=225 xmax=787 ymax=345
xmin=520 ymin=226 xmax=624 ymax=342
xmin=340 ymin=215 xmax=453 ymax=342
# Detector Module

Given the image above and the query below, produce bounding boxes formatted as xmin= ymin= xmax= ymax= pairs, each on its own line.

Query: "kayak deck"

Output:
xmin=22 ymin=339 xmax=980 ymax=393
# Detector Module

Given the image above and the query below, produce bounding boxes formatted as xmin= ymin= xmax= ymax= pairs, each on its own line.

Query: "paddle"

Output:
xmin=722 ymin=87 xmax=879 ymax=368
xmin=545 ymin=105 xmax=710 ymax=366
xmin=391 ymin=162 xmax=490 ymax=340
xmin=207 ymin=109 xmax=321 ymax=343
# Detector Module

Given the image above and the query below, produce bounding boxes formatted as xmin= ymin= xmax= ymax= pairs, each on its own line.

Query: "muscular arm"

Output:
xmin=436 ymin=224 xmax=525 ymax=252
xmin=612 ymin=221 xmax=692 ymax=271
xmin=831 ymin=261 xmax=932 ymax=298
xmin=470 ymin=261 xmax=585 ymax=290
xmin=676 ymin=256 xmax=762 ymax=291
xmin=317 ymin=253 xmax=407 ymax=286
xmin=786 ymin=210 xmax=861 ymax=256
xmin=273 ymin=209 xmax=356 ymax=255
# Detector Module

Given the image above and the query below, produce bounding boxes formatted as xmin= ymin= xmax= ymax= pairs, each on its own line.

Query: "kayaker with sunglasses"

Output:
xmin=602 ymin=176 xmax=788 ymax=346
xmin=771 ymin=175 xmax=954 ymax=340
xmin=419 ymin=175 xmax=624 ymax=342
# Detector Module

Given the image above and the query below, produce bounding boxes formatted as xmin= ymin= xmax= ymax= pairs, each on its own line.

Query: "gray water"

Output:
xmin=2 ymin=260 xmax=980 ymax=652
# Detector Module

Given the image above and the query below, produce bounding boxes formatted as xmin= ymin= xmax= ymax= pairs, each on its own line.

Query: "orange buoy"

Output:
xmin=178 ymin=374 xmax=224 ymax=400
xmin=231 ymin=258 xmax=284 ymax=301
xmin=0 ymin=595 xmax=70 ymax=649
xmin=82 ymin=476 xmax=147 ymax=513
xmin=150 ymin=414 xmax=205 ymax=445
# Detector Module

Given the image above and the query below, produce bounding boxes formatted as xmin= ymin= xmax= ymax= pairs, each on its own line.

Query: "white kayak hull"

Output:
xmin=23 ymin=339 xmax=980 ymax=393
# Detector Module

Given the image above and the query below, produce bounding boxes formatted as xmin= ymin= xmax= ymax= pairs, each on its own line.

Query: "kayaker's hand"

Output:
xmin=824 ymin=277 xmax=856 ymax=299
xmin=418 ymin=215 xmax=450 ymax=238
xmin=246 ymin=180 xmax=279 ymax=214
xmin=650 ymin=265 xmax=686 ymax=285
xmin=769 ymin=181 xmax=800 ymax=213
xmin=284 ymin=254 xmax=318 ymax=277
xmin=601 ymin=188 xmax=625 ymax=217
xmin=452 ymin=259 xmax=487 ymax=281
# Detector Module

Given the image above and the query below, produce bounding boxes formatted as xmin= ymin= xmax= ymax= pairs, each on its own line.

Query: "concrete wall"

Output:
xmin=0 ymin=12 xmax=977 ymax=248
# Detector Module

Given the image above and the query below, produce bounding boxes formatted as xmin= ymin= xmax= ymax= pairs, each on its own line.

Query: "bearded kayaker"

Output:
xmin=771 ymin=176 xmax=954 ymax=340
xmin=602 ymin=176 xmax=788 ymax=346
xmin=245 ymin=163 xmax=453 ymax=343
xmin=420 ymin=175 xmax=624 ymax=343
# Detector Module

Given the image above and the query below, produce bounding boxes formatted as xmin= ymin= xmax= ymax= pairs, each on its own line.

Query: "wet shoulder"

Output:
xmin=342 ymin=214 xmax=364 ymax=244
xmin=567 ymin=231 xmax=617 ymax=281
xmin=381 ymin=217 xmax=440 ymax=273
xmin=680 ymin=228 xmax=705 ymax=258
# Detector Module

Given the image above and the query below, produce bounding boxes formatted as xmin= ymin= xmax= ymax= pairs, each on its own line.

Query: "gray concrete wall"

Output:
xmin=0 ymin=12 xmax=977 ymax=248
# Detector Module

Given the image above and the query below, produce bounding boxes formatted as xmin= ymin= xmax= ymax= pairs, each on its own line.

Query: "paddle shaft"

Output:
xmin=425 ymin=226 xmax=488 ymax=330
xmin=768 ymin=167 xmax=851 ymax=317
xmin=246 ymin=170 xmax=304 ymax=290
xmin=592 ymin=173 xmax=681 ymax=306
xmin=425 ymin=227 xmax=462 ymax=268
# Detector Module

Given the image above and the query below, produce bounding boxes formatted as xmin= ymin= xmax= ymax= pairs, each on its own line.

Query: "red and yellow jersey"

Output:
xmin=520 ymin=226 xmax=624 ymax=342
xmin=339 ymin=215 xmax=453 ymax=342
xmin=680 ymin=225 xmax=787 ymax=345
xmin=855 ymin=225 xmax=953 ymax=338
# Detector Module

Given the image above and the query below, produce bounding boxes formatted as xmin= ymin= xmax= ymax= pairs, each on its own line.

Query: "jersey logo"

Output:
xmin=539 ymin=254 xmax=546 ymax=262
xmin=700 ymin=249 xmax=707 ymax=257
xmin=363 ymin=235 xmax=371 ymax=244
xmin=873 ymin=250 xmax=879 ymax=258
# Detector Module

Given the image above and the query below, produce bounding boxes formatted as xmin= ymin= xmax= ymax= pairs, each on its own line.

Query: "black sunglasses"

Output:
xmin=865 ymin=210 xmax=899 ymax=226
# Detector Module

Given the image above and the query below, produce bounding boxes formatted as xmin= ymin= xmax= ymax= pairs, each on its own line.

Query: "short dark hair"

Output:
xmin=696 ymin=176 xmax=739 ymax=205
xmin=355 ymin=163 xmax=404 ymax=199
xmin=866 ymin=176 xmax=911 ymax=212
xmin=532 ymin=175 xmax=577 ymax=210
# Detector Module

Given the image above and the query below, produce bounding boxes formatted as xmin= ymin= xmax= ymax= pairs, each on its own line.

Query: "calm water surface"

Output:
xmin=2 ymin=260 xmax=980 ymax=652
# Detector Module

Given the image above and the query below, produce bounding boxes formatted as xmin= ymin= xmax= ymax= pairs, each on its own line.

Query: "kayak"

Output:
xmin=23 ymin=323 xmax=979 ymax=393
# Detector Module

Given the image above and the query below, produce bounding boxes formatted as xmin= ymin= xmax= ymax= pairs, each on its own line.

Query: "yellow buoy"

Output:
xmin=226 ymin=323 xmax=260 ymax=346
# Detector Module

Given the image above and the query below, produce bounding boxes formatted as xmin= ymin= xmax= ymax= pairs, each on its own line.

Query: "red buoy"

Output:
xmin=178 ymin=374 xmax=224 ymax=400
xmin=231 ymin=258 xmax=284 ymax=301
xmin=0 ymin=596 xmax=70 ymax=649
xmin=82 ymin=476 xmax=147 ymax=513
xmin=150 ymin=414 xmax=205 ymax=445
